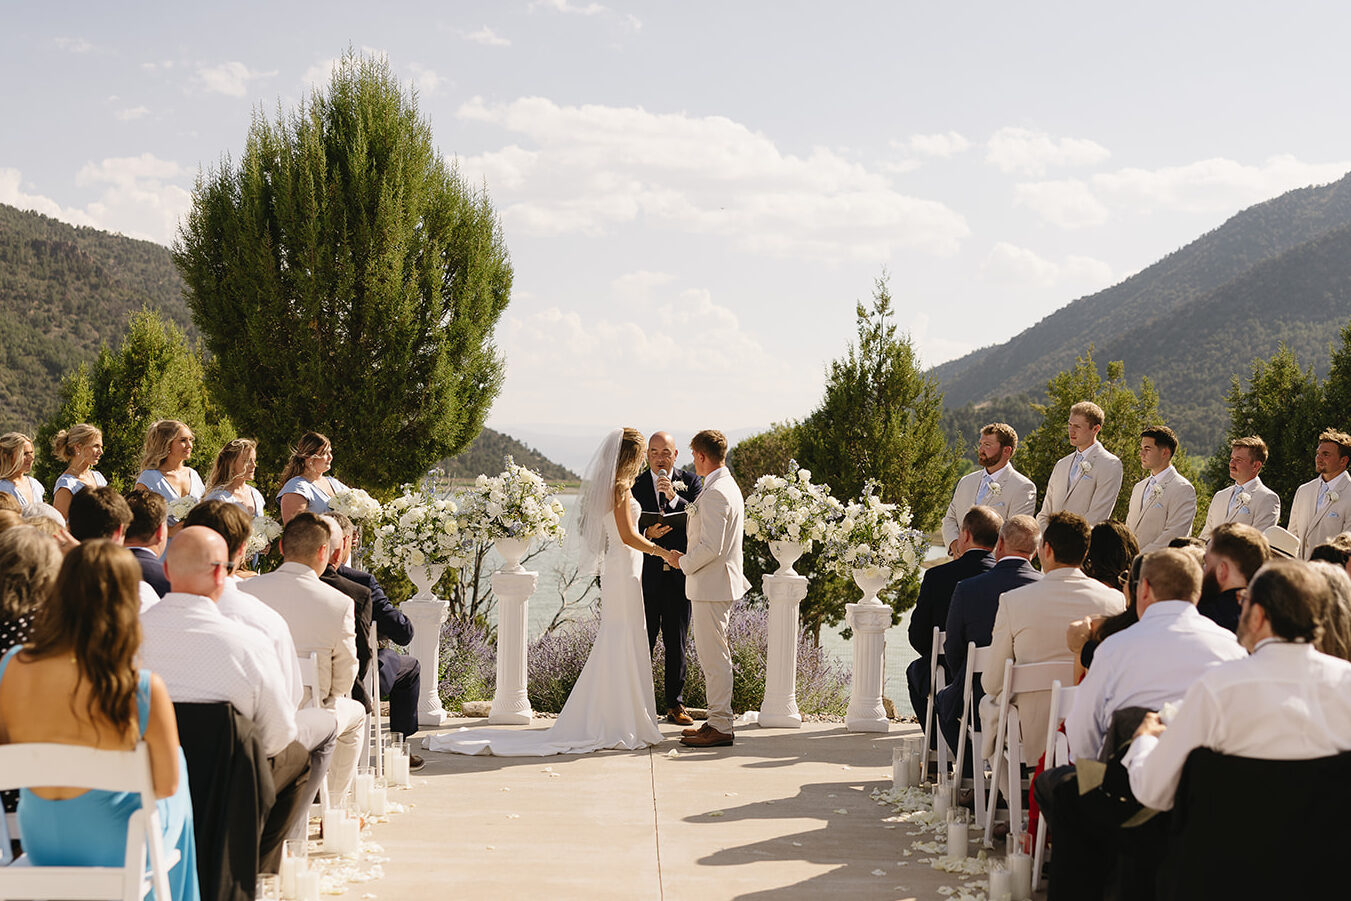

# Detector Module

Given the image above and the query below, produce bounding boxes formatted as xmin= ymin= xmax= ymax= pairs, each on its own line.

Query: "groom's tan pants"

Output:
xmin=691 ymin=599 xmax=735 ymax=733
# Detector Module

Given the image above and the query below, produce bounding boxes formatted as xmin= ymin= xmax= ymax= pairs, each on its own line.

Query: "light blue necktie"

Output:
xmin=1318 ymin=480 xmax=1332 ymax=511
xmin=1228 ymin=483 xmax=1244 ymax=514
xmin=975 ymin=473 xmax=992 ymax=506
xmin=1068 ymin=452 xmax=1084 ymax=489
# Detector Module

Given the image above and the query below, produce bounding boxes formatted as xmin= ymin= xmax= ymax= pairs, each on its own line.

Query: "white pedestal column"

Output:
xmin=402 ymin=563 xmax=451 ymax=727
xmin=759 ymin=572 xmax=809 ymax=728
xmin=487 ymin=569 xmax=538 ymax=725
xmin=845 ymin=601 xmax=892 ymax=733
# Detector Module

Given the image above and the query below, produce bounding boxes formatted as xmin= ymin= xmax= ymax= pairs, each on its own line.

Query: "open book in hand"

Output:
xmin=638 ymin=509 xmax=687 ymax=531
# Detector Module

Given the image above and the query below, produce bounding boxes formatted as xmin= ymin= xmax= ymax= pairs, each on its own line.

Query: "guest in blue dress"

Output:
xmin=277 ymin=431 xmax=348 ymax=523
xmin=0 ymin=433 xmax=45 ymax=510
xmin=134 ymin=421 xmax=204 ymax=532
xmin=202 ymin=438 xmax=267 ymax=516
xmin=50 ymin=423 xmax=108 ymax=520
xmin=0 ymin=541 xmax=199 ymax=901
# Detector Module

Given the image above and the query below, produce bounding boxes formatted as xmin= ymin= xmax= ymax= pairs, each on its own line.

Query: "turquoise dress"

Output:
xmin=1 ymin=647 xmax=200 ymax=901
xmin=277 ymin=474 xmax=347 ymax=514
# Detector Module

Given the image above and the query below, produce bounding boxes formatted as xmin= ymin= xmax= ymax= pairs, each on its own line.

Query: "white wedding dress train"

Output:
xmin=428 ymin=498 xmax=664 ymax=756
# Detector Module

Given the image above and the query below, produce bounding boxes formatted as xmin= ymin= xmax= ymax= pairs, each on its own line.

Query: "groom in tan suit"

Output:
xmin=1037 ymin=401 xmax=1124 ymax=530
xmin=675 ymin=429 xmax=751 ymax=748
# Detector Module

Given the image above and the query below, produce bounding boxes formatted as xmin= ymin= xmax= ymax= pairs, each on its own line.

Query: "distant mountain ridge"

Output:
xmin=933 ymin=172 xmax=1351 ymax=453
xmin=441 ymin=427 xmax=577 ymax=481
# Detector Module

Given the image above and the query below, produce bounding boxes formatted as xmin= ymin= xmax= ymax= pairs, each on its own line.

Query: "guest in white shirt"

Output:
xmin=941 ymin=423 xmax=1038 ymax=557
xmin=1126 ymin=558 xmax=1351 ymax=810
xmin=1288 ymin=430 xmax=1351 ymax=559
xmin=1124 ymin=426 xmax=1197 ymax=553
xmin=242 ymin=511 xmax=365 ymax=801
xmin=66 ymin=485 xmax=160 ymax=614
xmin=1066 ymin=548 xmax=1246 ymax=762
xmin=1198 ymin=436 xmax=1280 ymax=540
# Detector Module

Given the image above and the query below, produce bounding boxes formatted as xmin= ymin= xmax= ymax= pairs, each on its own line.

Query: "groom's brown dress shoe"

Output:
xmin=680 ymin=726 xmax=734 ymax=748
xmin=682 ymin=723 xmax=710 ymax=737
xmin=667 ymin=706 xmax=695 ymax=726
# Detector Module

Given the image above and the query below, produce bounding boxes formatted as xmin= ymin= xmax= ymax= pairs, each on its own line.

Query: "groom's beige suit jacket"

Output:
xmin=1037 ymin=441 xmax=1124 ymax=531
xmin=941 ymin=464 xmax=1037 ymax=548
xmin=1124 ymin=465 xmax=1197 ymax=553
xmin=1198 ymin=477 xmax=1280 ymax=540
xmin=679 ymin=466 xmax=751 ymax=601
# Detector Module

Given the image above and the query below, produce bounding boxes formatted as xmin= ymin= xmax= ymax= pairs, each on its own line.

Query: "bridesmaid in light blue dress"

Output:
xmin=49 ymin=424 xmax=108 ymax=520
xmin=277 ymin=431 xmax=347 ymax=523
xmin=202 ymin=438 xmax=266 ymax=515
xmin=0 ymin=433 xmax=45 ymax=510
xmin=0 ymin=542 xmax=199 ymax=900
xmin=134 ymin=421 xmax=204 ymax=530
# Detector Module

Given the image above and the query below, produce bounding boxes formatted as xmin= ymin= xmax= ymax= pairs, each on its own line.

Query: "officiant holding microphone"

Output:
xmin=632 ymin=431 xmax=703 ymax=726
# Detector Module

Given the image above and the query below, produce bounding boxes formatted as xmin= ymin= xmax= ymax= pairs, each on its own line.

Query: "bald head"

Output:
xmin=323 ymin=515 xmax=346 ymax=568
xmin=163 ymin=525 xmax=229 ymax=601
xmin=646 ymin=430 xmax=678 ymax=475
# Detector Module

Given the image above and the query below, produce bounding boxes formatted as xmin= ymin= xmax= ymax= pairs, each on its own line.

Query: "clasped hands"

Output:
xmin=658 ymin=548 xmax=683 ymax=568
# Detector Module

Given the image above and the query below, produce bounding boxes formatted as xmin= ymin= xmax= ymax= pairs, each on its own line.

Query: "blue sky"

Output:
xmin=4 ymin=2 xmax=1349 ymax=470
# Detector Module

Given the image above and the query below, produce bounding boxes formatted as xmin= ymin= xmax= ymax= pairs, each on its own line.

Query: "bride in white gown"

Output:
xmin=428 ymin=427 xmax=681 ymax=756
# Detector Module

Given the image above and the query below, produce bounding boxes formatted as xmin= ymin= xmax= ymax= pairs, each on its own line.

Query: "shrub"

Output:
xmin=438 ymin=616 xmax=496 ymax=710
xmin=527 ymin=616 xmax=600 ymax=713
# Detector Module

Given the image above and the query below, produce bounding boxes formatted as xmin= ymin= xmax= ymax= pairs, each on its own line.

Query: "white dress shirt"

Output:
xmin=138 ymin=581 xmax=161 ymax=614
xmin=139 ymin=591 xmax=298 ymax=756
xmin=1124 ymin=640 xmax=1351 ymax=810
xmin=218 ymin=577 xmax=304 ymax=707
xmin=1066 ymin=601 xmax=1246 ymax=761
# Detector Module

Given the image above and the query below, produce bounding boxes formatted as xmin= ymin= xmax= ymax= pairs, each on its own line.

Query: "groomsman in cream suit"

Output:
xmin=1125 ymin=426 xmax=1197 ymax=552
xmin=1287 ymin=429 xmax=1351 ymax=559
xmin=1037 ymin=401 xmax=1124 ymax=531
xmin=1199 ymin=436 xmax=1281 ymax=540
xmin=941 ymin=423 xmax=1037 ymax=557
xmin=676 ymin=429 xmax=751 ymax=748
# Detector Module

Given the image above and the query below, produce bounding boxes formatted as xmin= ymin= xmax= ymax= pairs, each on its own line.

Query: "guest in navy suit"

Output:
xmin=124 ymin=487 xmax=170 ymax=597
xmin=936 ymin=514 xmax=1043 ymax=761
xmin=906 ymin=506 xmax=1001 ymax=725
xmin=631 ymin=431 xmax=703 ymax=725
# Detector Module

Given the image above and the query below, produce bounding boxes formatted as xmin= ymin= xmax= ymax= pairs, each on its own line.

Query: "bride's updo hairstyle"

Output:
xmin=51 ymin=423 xmax=102 ymax=463
xmin=278 ymin=432 xmax=331 ymax=486
xmin=140 ymin=419 xmax=190 ymax=471
xmin=612 ymin=427 xmax=645 ymax=506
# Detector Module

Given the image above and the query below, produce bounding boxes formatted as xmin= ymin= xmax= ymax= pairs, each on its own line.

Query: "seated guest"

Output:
xmin=981 ymin=512 xmax=1126 ymax=764
xmin=328 ymin=513 xmax=424 ymax=767
xmin=937 ymin=514 xmax=1042 ymax=759
xmin=0 ymin=432 xmax=44 ymax=509
xmin=0 ymin=526 xmax=61 ymax=653
xmin=241 ymin=512 xmax=364 ymax=800
xmin=0 ymin=541 xmax=200 ymax=900
xmin=1125 ymin=559 xmax=1351 ymax=810
xmin=1310 ymin=532 xmax=1351 ymax=570
xmin=134 ymin=420 xmax=204 ymax=532
xmin=277 ymin=432 xmax=348 ymax=524
xmin=906 ymin=506 xmax=1000 ymax=723
xmin=0 ymin=493 xmax=19 ymax=514
xmin=1082 ymin=521 xmax=1139 ymax=592
xmin=317 ymin=517 xmax=373 ymax=707
xmin=202 ymin=438 xmax=267 ymax=516
xmin=141 ymin=527 xmax=311 ymax=871
xmin=1308 ymin=561 xmax=1351 ymax=661
xmin=1199 ymin=523 xmax=1268 ymax=632
xmin=49 ymin=423 xmax=107 ymax=519
xmin=0 ymin=510 xmax=22 ymax=534
xmin=125 ymin=488 xmax=171 ymax=598
xmin=68 ymin=486 xmax=160 ymax=613
xmin=1068 ymin=554 xmax=1144 ymax=682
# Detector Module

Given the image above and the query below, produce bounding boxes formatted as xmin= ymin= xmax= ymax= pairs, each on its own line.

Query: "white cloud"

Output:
xmin=610 ymin=270 xmax=675 ymax=299
xmin=462 ymin=26 xmax=511 ymax=46
xmin=980 ymin=242 xmax=1114 ymax=290
xmin=907 ymin=312 xmax=976 ymax=370
xmin=408 ymin=63 xmax=445 ymax=96
xmin=1091 ymin=154 xmax=1351 ymax=215
xmin=0 ymin=157 xmax=190 ymax=245
xmin=197 ymin=61 xmax=277 ymax=97
xmin=456 ymin=96 xmax=969 ymax=262
xmin=900 ymin=131 xmax=971 ymax=158
xmin=534 ymin=0 xmax=606 ymax=15
xmin=0 ymin=168 xmax=99 ymax=228
xmin=302 ymin=57 xmax=340 ymax=88
xmin=54 ymin=37 xmax=92 ymax=53
xmin=986 ymin=126 xmax=1110 ymax=176
xmin=115 ymin=106 xmax=150 ymax=122
xmin=1013 ymin=178 xmax=1110 ymax=228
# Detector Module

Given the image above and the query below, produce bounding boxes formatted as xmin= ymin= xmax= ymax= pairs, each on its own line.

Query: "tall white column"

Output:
xmin=487 ymin=569 xmax=538 ymax=725
xmin=403 ymin=565 xmax=451 ymax=727
xmin=845 ymin=601 xmax=892 ymax=733
xmin=759 ymin=572 xmax=809 ymax=728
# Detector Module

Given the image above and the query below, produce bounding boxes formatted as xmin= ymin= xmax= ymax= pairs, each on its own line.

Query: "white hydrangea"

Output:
xmin=820 ymin=480 xmax=927 ymax=583
xmin=328 ymin=488 xmax=382 ymax=524
xmin=244 ymin=514 xmax=283 ymax=558
xmin=743 ymin=460 xmax=843 ymax=550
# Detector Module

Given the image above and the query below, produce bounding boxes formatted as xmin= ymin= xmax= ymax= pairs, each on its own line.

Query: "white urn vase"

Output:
xmin=406 ymin=562 xmax=447 ymax=600
xmin=768 ymin=540 xmax=806 ymax=577
xmin=852 ymin=568 xmax=890 ymax=606
xmin=494 ymin=536 xmax=532 ymax=573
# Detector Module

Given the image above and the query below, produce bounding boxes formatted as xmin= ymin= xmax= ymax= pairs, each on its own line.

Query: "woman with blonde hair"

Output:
xmin=0 ymin=433 xmax=44 ymax=510
xmin=202 ymin=438 xmax=266 ymax=515
xmin=50 ymin=423 xmax=108 ymax=518
xmin=134 ymin=420 xmax=204 ymax=529
xmin=431 ymin=427 xmax=677 ymax=757
xmin=0 ymin=540 xmax=199 ymax=899
xmin=276 ymin=431 xmax=348 ymax=523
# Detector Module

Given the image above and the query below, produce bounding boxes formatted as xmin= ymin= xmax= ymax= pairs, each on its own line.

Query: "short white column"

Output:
xmin=487 ymin=569 xmax=538 ymax=725
xmin=759 ymin=572 xmax=809 ymax=728
xmin=845 ymin=602 xmax=892 ymax=733
xmin=401 ymin=596 xmax=451 ymax=726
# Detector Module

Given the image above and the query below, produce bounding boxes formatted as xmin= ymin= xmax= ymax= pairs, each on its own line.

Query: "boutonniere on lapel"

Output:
xmin=1329 ymin=491 xmax=1341 ymax=505
xmin=1149 ymin=484 xmax=1165 ymax=504
xmin=670 ymin=478 xmax=687 ymax=492
xmin=1237 ymin=491 xmax=1252 ymax=509
xmin=1078 ymin=459 xmax=1093 ymax=477
xmin=988 ymin=481 xmax=1002 ymax=497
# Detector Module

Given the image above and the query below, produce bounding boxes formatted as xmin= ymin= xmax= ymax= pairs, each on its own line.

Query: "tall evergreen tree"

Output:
xmin=174 ymin=51 xmax=512 ymax=492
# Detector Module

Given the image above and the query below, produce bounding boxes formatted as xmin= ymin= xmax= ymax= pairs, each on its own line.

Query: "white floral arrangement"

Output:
xmin=462 ymin=456 xmax=566 ymax=544
xmin=743 ymin=460 xmax=842 ymax=548
xmin=329 ymin=487 xmax=383 ymax=525
xmin=369 ymin=488 xmax=469 ymax=571
xmin=166 ymin=495 xmax=198 ymax=522
xmin=245 ymin=514 xmax=283 ymax=558
xmin=820 ymin=481 xmax=927 ymax=582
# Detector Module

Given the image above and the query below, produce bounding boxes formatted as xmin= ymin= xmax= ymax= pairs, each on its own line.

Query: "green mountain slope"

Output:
xmin=440 ymin=427 xmax=578 ymax=481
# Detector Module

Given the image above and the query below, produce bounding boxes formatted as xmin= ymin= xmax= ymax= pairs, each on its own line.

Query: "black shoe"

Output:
xmin=409 ymin=754 xmax=425 ymax=772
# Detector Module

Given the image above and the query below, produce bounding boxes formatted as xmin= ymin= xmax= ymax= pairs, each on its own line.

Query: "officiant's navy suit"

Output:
xmin=632 ymin=468 xmax=703 ymax=711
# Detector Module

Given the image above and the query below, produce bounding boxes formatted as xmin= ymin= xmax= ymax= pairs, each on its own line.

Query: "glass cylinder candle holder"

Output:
xmin=1007 ymin=830 xmax=1033 ymax=901
xmin=932 ymin=775 xmax=952 ymax=817
xmin=256 ymin=874 xmax=281 ymax=901
xmin=946 ymin=807 xmax=970 ymax=858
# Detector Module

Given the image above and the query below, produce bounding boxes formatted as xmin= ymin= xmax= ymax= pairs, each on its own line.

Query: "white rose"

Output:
xmin=408 ymin=547 xmax=426 ymax=567
xmin=745 ymin=520 xmax=759 ymax=537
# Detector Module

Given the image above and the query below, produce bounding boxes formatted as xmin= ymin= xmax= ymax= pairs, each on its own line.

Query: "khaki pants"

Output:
xmin=328 ymin=696 xmax=368 ymax=800
xmin=691 ymin=599 xmax=734 ymax=733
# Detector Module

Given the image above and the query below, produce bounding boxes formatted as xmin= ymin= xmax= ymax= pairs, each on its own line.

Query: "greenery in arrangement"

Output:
xmin=743 ymin=461 xmax=841 ymax=547
xmin=34 ymin=308 xmax=234 ymax=492
xmin=174 ymin=50 xmax=513 ymax=494
xmin=819 ymin=482 xmax=926 ymax=582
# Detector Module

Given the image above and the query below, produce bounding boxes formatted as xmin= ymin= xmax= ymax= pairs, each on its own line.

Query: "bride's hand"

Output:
xmin=663 ymin=549 xmax=683 ymax=568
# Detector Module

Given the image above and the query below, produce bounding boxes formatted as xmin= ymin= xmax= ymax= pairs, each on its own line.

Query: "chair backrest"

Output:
xmin=1007 ymin=659 xmax=1076 ymax=697
xmin=297 ymin=652 xmax=321 ymax=710
xmin=1043 ymin=681 xmax=1077 ymax=767
xmin=366 ymin=628 xmax=382 ymax=775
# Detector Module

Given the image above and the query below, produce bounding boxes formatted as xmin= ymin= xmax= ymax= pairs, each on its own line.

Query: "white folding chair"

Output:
xmin=297 ymin=652 xmax=332 ymax=814
xmin=952 ymin=642 xmax=1001 ymax=830
xmin=984 ymin=658 xmax=1076 ymax=848
xmin=0 ymin=742 xmax=176 ymax=901
xmin=919 ymin=626 xmax=951 ymax=780
xmin=1033 ymin=680 xmax=1077 ymax=893
xmin=366 ymin=627 xmax=383 ymax=777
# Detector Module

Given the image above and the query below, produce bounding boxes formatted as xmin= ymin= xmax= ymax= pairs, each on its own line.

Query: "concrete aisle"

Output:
xmin=366 ymin=718 xmax=993 ymax=901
